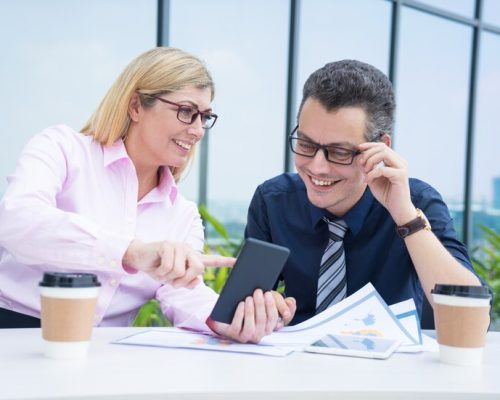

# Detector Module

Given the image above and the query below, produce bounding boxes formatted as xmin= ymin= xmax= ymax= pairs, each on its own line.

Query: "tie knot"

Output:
xmin=323 ymin=217 xmax=348 ymax=241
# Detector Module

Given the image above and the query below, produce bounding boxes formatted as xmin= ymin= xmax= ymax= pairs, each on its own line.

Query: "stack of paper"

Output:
xmin=114 ymin=283 xmax=438 ymax=356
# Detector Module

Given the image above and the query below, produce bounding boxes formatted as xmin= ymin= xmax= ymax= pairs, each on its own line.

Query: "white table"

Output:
xmin=0 ymin=328 xmax=499 ymax=399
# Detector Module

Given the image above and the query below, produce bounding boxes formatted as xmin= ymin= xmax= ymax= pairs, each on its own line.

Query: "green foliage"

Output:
xmin=199 ymin=204 xmax=242 ymax=293
xmin=132 ymin=299 xmax=172 ymax=327
xmin=472 ymin=225 xmax=500 ymax=323
xmin=198 ymin=204 xmax=231 ymax=241
xmin=275 ymin=280 xmax=286 ymax=295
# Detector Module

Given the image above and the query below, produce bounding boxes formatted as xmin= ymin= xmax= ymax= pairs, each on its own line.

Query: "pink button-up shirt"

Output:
xmin=0 ymin=125 xmax=217 ymax=330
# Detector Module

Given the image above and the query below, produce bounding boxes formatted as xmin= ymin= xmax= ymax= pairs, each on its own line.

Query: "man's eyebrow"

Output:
xmin=296 ymin=129 xmax=357 ymax=148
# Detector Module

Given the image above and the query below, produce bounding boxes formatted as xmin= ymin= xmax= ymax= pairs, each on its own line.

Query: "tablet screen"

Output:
xmin=313 ymin=334 xmax=398 ymax=353
xmin=306 ymin=334 xmax=400 ymax=359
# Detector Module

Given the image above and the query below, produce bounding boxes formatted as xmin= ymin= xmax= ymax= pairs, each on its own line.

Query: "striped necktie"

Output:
xmin=316 ymin=218 xmax=348 ymax=313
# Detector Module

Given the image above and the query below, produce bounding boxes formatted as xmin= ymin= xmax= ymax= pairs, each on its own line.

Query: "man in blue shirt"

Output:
xmin=245 ymin=60 xmax=481 ymax=325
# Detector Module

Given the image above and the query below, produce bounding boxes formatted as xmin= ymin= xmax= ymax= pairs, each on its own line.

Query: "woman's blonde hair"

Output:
xmin=81 ymin=47 xmax=214 ymax=181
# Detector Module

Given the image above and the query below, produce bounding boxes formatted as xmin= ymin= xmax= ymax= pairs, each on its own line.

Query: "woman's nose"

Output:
xmin=188 ymin=115 xmax=205 ymax=140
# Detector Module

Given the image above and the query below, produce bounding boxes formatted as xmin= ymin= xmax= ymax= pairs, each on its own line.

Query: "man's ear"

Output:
xmin=381 ymin=133 xmax=392 ymax=147
xmin=128 ymin=93 xmax=141 ymax=122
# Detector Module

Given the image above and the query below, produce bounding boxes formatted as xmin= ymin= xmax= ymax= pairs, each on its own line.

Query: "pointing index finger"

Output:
xmin=200 ymin=254 xmax=236 ymax=268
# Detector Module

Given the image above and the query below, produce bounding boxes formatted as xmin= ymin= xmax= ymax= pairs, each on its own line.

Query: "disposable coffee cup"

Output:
xmin=39 ymin=272 xmax=101 ymax=359
xmin=431 ymin=284 xmax=491 ymax=367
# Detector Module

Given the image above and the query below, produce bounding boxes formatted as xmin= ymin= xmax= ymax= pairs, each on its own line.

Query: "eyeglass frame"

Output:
xmin=146 ymin=94 xmax=218 ymax=129
xmin=288 ymin=126 xmax=362 ymax=165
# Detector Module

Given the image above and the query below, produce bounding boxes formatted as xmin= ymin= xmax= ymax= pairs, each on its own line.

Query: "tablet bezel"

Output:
xmin=209 ymin=237 xmax=290 ymax=324
xmin=304 ymin=334 xmax=401 ymax=359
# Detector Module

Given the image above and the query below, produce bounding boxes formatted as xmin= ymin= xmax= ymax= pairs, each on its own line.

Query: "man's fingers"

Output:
xmin=283 ymin=297 xmax=297 ymax=325
xmin=272 ymin=292 xmax=296 ymax=327
xmin=252 ymin=289 xmax=268 ymax=337
xmin=226 ymin=301 xmax=245 ymax=341
xmin=272 ymin=292 xmax=291 ymax=321
xmin=264 ymin=291 xmax=278 ymax=335
xmin=200 ymin=255 xmax=236 ymax=268
xmin=365 ymin=164 xmax=406 ymax=185
xmin=240 ymin=296 xmax=257 ymax=343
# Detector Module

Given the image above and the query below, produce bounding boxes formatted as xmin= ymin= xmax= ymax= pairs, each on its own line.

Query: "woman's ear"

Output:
xmin=128 ymin=93 xmax=141 ymax=122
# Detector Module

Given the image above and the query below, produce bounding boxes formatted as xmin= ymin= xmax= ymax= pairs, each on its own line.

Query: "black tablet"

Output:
xmin=209 ymin=237 xmax=290 ymax=324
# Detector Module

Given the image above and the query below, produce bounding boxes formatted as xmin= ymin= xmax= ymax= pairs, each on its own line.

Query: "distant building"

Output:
xmin=494 ymin=177 xmax=500 ymax=210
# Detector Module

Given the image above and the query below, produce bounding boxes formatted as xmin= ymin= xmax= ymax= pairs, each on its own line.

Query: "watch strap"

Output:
xmin=395 ymin=208 xmax=431 ymax=238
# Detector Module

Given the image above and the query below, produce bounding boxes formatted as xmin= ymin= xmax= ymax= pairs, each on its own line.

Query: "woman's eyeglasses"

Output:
xmin=147 ymin=95 xmax=218 ymax=130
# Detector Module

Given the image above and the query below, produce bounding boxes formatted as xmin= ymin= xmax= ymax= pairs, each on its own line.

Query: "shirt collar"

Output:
xmin=308 ymin=187 xmax=375 ymax=236
xmin=137 ymin=167 xmax=178 ymax=205
xmin=158 ymin=167 xmax=178 ymax=204
xmin=103 ymin=139 xmax=129 ymax=167
xmin=103 ymin=139 xmax=178 ymax=205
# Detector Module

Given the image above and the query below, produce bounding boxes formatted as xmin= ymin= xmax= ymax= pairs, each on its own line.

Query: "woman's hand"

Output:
xmin=206 ymin=289 xmax=296 ymax=343
xmin=122 ymin=240 xmax=235 ymax=288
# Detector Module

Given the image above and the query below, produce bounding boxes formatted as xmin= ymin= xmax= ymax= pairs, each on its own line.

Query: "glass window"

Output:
xmin=170 ymin=0 xmax=289 ymax=240
xmin=395 ymin=8 xmax=472 ymax=239
xmin=471 ymin=32 xmax=500 ymax=245
xmin=415 ymin=0 xmax=475 ymax=18
xmin=483 ymin=0 xmax=500 ymax=27
xmin=298 ymin=0 xmax=391 ymax=103
xmin=0 ymin=0 xmax=156 ymax=194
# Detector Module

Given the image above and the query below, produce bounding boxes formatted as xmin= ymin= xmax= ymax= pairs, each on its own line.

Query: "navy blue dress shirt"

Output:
xmin=245 ymin=173 xmax=476 ymax=325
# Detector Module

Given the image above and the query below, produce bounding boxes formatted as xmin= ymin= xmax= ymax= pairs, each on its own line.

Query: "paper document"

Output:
xmin=262 ymin=283 xmax=418 ymax=348
xmin=390 ymin=298 xmax=422 ymax=344
xmin=113 ymin=282 xmax=438 ymax=356
xmin=113 ymin=328 xmax=293 ymax=357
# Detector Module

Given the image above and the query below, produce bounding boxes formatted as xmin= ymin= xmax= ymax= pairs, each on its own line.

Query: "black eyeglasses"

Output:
xmin=288 ymin=126 xmax=361 ymax=165
xmin=147 ymin=94 xmax=218 ymax=130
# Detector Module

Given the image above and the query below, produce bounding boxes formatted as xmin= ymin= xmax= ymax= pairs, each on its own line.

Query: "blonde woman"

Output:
xmin=0 ymin=47 xmax=295 ymax=342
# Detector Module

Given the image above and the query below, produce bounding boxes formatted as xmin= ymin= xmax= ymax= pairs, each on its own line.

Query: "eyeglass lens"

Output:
xmin=147 ymin=94 xmax=217 ymax=129
xmin=177 ymin=107 xmax=216 ymax=129
xmin=289 ymin=137 xmax=358 ymax=165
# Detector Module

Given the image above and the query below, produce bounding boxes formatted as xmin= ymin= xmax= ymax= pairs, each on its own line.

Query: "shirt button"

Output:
xmin=97 ymin=257 xmax=105 ymax=266
xmin=127 ymin=218 xmax=134 ymax=224
xmin=109 ymin=279 xmax=118 ymax=287
xmin=110 ymin=260 xmax=118 ymax=268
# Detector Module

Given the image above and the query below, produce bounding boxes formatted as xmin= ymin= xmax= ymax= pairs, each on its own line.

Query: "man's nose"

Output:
xmin=308 ymin=149 xmax=332 ymax=172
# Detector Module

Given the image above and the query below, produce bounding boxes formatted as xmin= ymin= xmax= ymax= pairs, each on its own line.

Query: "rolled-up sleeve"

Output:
xmin=156 ymin=281 xmax=218 ymax=333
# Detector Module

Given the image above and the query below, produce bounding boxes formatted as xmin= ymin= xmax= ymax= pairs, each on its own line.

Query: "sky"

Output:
xmin=0 ymin=0 xmax=498 ymax=210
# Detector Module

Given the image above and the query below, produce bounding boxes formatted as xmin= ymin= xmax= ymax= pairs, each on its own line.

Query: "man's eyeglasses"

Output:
xmin=288 ymin=126 xmax=361 ymax=165
xmin=147 ymin=94 xmax=218 ymax=130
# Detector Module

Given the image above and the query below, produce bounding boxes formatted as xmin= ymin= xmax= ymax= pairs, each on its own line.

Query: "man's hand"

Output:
xmin=122 ymin=240 xmax=236 ymax=288
xmin=272 ymin=291 xmax=296 ymax=329
xmin=357 ymin=141 xmax=416 ymax=225
xmin=206 ymin=289 xmax=296 ymax=343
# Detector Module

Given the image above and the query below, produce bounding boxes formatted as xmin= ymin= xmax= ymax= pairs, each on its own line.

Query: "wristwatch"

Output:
xmin=395 ymin=208 xmax=431 ymax=238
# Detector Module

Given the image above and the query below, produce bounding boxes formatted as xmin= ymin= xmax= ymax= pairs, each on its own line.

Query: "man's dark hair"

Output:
xmin=298 ymin=60 xmax=395 ymax=141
